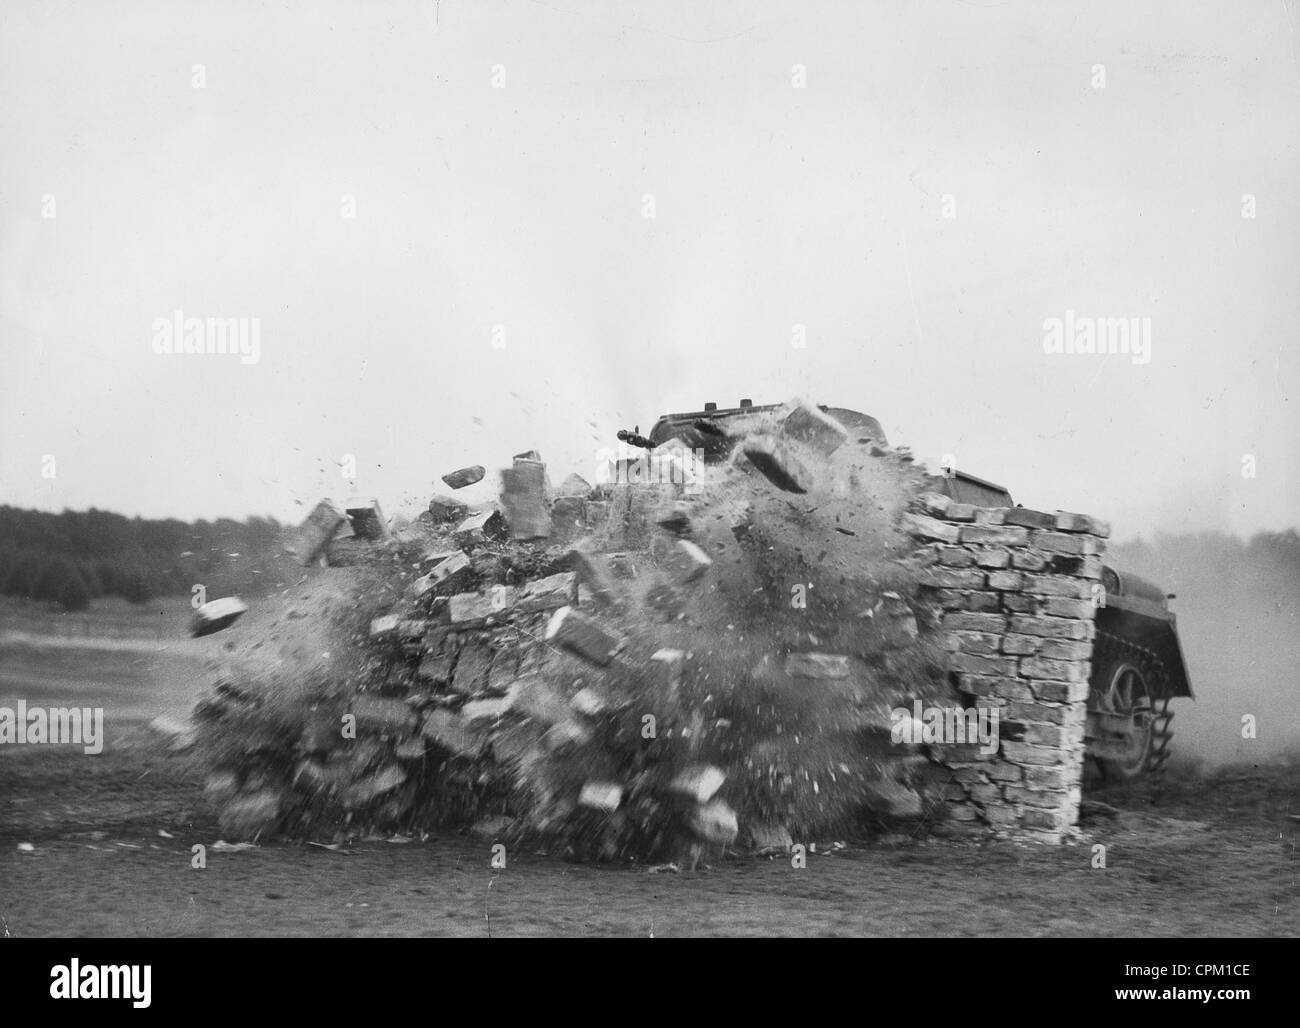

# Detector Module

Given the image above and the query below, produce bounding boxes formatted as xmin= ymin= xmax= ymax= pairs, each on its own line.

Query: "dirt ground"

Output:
xmin=2 ymin=605 xmax=1296 ymax=938
xmin=2 ymin=737 xmax=1296 ymax=938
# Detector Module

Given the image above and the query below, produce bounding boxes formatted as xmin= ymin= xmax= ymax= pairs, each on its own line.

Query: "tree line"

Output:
xmin=0 ymin=506 xmax=287 ymax=611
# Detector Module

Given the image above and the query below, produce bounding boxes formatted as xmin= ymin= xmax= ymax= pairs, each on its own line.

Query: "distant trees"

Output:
xmin=0 ymin=506 xmax=286 ymax=609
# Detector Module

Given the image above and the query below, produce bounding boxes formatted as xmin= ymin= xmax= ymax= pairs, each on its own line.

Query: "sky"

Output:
xmin=1 ymin=0 xmax=1297 ymax=542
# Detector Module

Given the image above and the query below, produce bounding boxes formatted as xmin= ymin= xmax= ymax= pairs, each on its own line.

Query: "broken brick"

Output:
xmin=784 ymin=652 xmax=851 ymax=679
xmin=296 ymin=499 xmax=350 ymax=565
xmin=454 ymin=510 xmax=507 ymax=546
xmin=499 ymin=461 xmax=553 ymax=540
xmin=662 ymin=539 xmax=713 ymax=583
xmin=191 ymin=597 xmax=248 ymax=637
xmin=344 ymin=497 xmax=389 ymax=541
xmin=544 ymin=606 xmax=624 ymax=666
xmin=780 ymin=400 xmax=849 ymax=456
xmin=441 ymin=465 xmax=486 ymax=490
xmin=743 ymin=435 xmax=814 ymax=494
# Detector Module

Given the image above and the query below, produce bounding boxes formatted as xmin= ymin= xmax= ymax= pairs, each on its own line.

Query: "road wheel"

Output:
xmin=1088 ymin=636 xmax=1174 ymax=780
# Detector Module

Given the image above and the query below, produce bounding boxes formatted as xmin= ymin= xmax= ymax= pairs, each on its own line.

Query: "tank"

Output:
xmin=625 ymin=399 xmax=1193 ymax=779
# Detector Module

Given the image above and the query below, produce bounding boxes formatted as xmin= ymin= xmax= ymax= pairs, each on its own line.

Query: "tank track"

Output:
xmin=1089 ymin=629 xmax=1175 ymax=775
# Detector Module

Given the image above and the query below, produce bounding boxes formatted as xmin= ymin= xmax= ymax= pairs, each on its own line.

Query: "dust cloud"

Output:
xmin=1105 ymin=531 xmax=1300 ymax=767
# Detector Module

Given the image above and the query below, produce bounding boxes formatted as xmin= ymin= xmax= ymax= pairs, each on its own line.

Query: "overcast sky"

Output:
xmin=2 ymin=0 xmax=1296 ymax=541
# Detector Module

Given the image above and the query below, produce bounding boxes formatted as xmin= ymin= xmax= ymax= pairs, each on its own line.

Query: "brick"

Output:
xmin=932 ymin=588 xmax=974 ymax=610
xmin=499 ymin=461 xmax=553 ymax=540
xmin=950 ymin=652 xmax=1019 ymax=676
xmin=917 ymin=491 xmax=953 ymax=517
xmin=1030 ymin=679 xmax=1090 ymax=703
xmin=972 ymin=548 xmax=1011 ymax=569
xmin=1021 ymin=765 xmax=1073 ymax=789
xmin=973 ymin=508 xmax=1009 ymax=526
xmin=1003 ymin=508 xmax=1058 ymax=530
xmin=949 ymin=630 xmax=1002 ymax=654
xmin=987 ymin=570 xmax=1023 ymax=591
xmin=946 ymin=503 xmax=977 ymax=522
xmin=544 ymin=606 xmax=624 ymax=666
xmin=427 ymin=494 xmax=470 ymax=523
xmin=1072 ymin=555 xmax=1105 ymax=579
xmin=979 ymin=805 xmax=1021 ymax=828
xmin=920 ymin=567 xmax=986 ymax=589
xmin=663 ymin=539 xmax=713 ymax=583
xmin=1001 ymin=785 xmax=1070 ymax=809
xmin=448 ymin=589 xmax=516 ymax=627
xmin=569 ymin=549 xmax=630 ymax=612
xmin=1038 ymin=639 xmax=1092 ymax=661
xmin=460 ymin=696 xmax=513 ymax=725
xmin=780 ymin=401 xmax=849 ymax=455
xmin=869 ymin=592 xmax=919 ymax=646
xmin=986 ymin=761 xmax=1023 ymax=782
xmin=506 ymin=675 xmax=572 ymax=724
xmin=351 ymin=694 xmax=417 ymax=733
xmin=297 ymin=499 xmax=350 ymax=565
xmin=669 ymin=764 xmax=727 ymax=803
xmin=1016 ymin=723 xmax=1070 ymax=747
xmin=744 ymin=435 xmax=815 ymax=493
xmin=959 ymin=525 xmax=1029 ymax=546
xmin=556 ymin=473 xmax=592 ymax=498
xmin=1011 ymin=550 xmax=1048 ymax=571
xmin=1004 ymin=700 xmax=1078 ymax=726
xmin=578 ymin=781 xmax=623 ymax=812
xmin=517 ymin=571 xmax=578 ymax=613
xmin=370 ymin=614 xmax=402 ymax=639
xmin=550 ymin=496 xmax=587 ymax=540
xmin=1030 ymin=531 xmax=1100 ymax=556
xmin=902 ymin=512 xmax=962 ymax=544
xmin=1054 ymin=512 xmax=1111 ymax=537
xmin=648 ymin=648 xmax=685 ymax=691
xmin=957 ymin=675 xmax=1034 ymax=701
xmin=1042 ymin=597 xmax=1095 ymax=619
xmin=191 ymin=596 xmax=248 ymax=637
xmin=1019 ymin=574 xmax=1092 ymax=598
xmin=441 ymin=465 xmax=486 ymax=490
xmin=344 ymin=498 xmax=390 ymax=541
xmin=1009 ymin=615 xmax=1091 ymax=639
xmin=945 ymin=803 xmax=980 ymax=822
xmin=785 ymin=652 xmax=851 ymax=679
xmin=449 ymin=638 xmax=493 ymax=694
xmin=942 ymin=612 xmax=1007 ymax=633
xmin=417 ymin=651 xmax=455 ymax=686
xmin=412 ymin=551 xmax=473 ymax=598
xmin=454 ymin=510 xmax=508 ymax=545
xmin=936 ymin=546 xmax=975 ymax=567
xmin=1000 ymin=633 xmax=1041 ymax=655
xmin=1000 ymin=741 xmax=1066 ymax=766
xmin=930 ymin=742 xmax=993 ymax=763
xmin=1019 ymin=656 xmax=1087 ymax=681
xmin=1021 ymin=807 xmax=1074 ymax=830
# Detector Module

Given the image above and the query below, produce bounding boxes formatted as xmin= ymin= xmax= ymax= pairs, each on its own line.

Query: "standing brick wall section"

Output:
xmin=904 ymin=492 xmax=1112 ymax=843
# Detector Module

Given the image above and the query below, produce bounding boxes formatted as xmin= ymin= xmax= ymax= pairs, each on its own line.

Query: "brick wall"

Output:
xmin=905 ymin=493 xmax=1111 ymax=843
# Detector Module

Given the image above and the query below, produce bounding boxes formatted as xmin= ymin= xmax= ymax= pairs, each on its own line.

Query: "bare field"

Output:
xmin=1 ymin=604 xmax=1296 ymax=938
